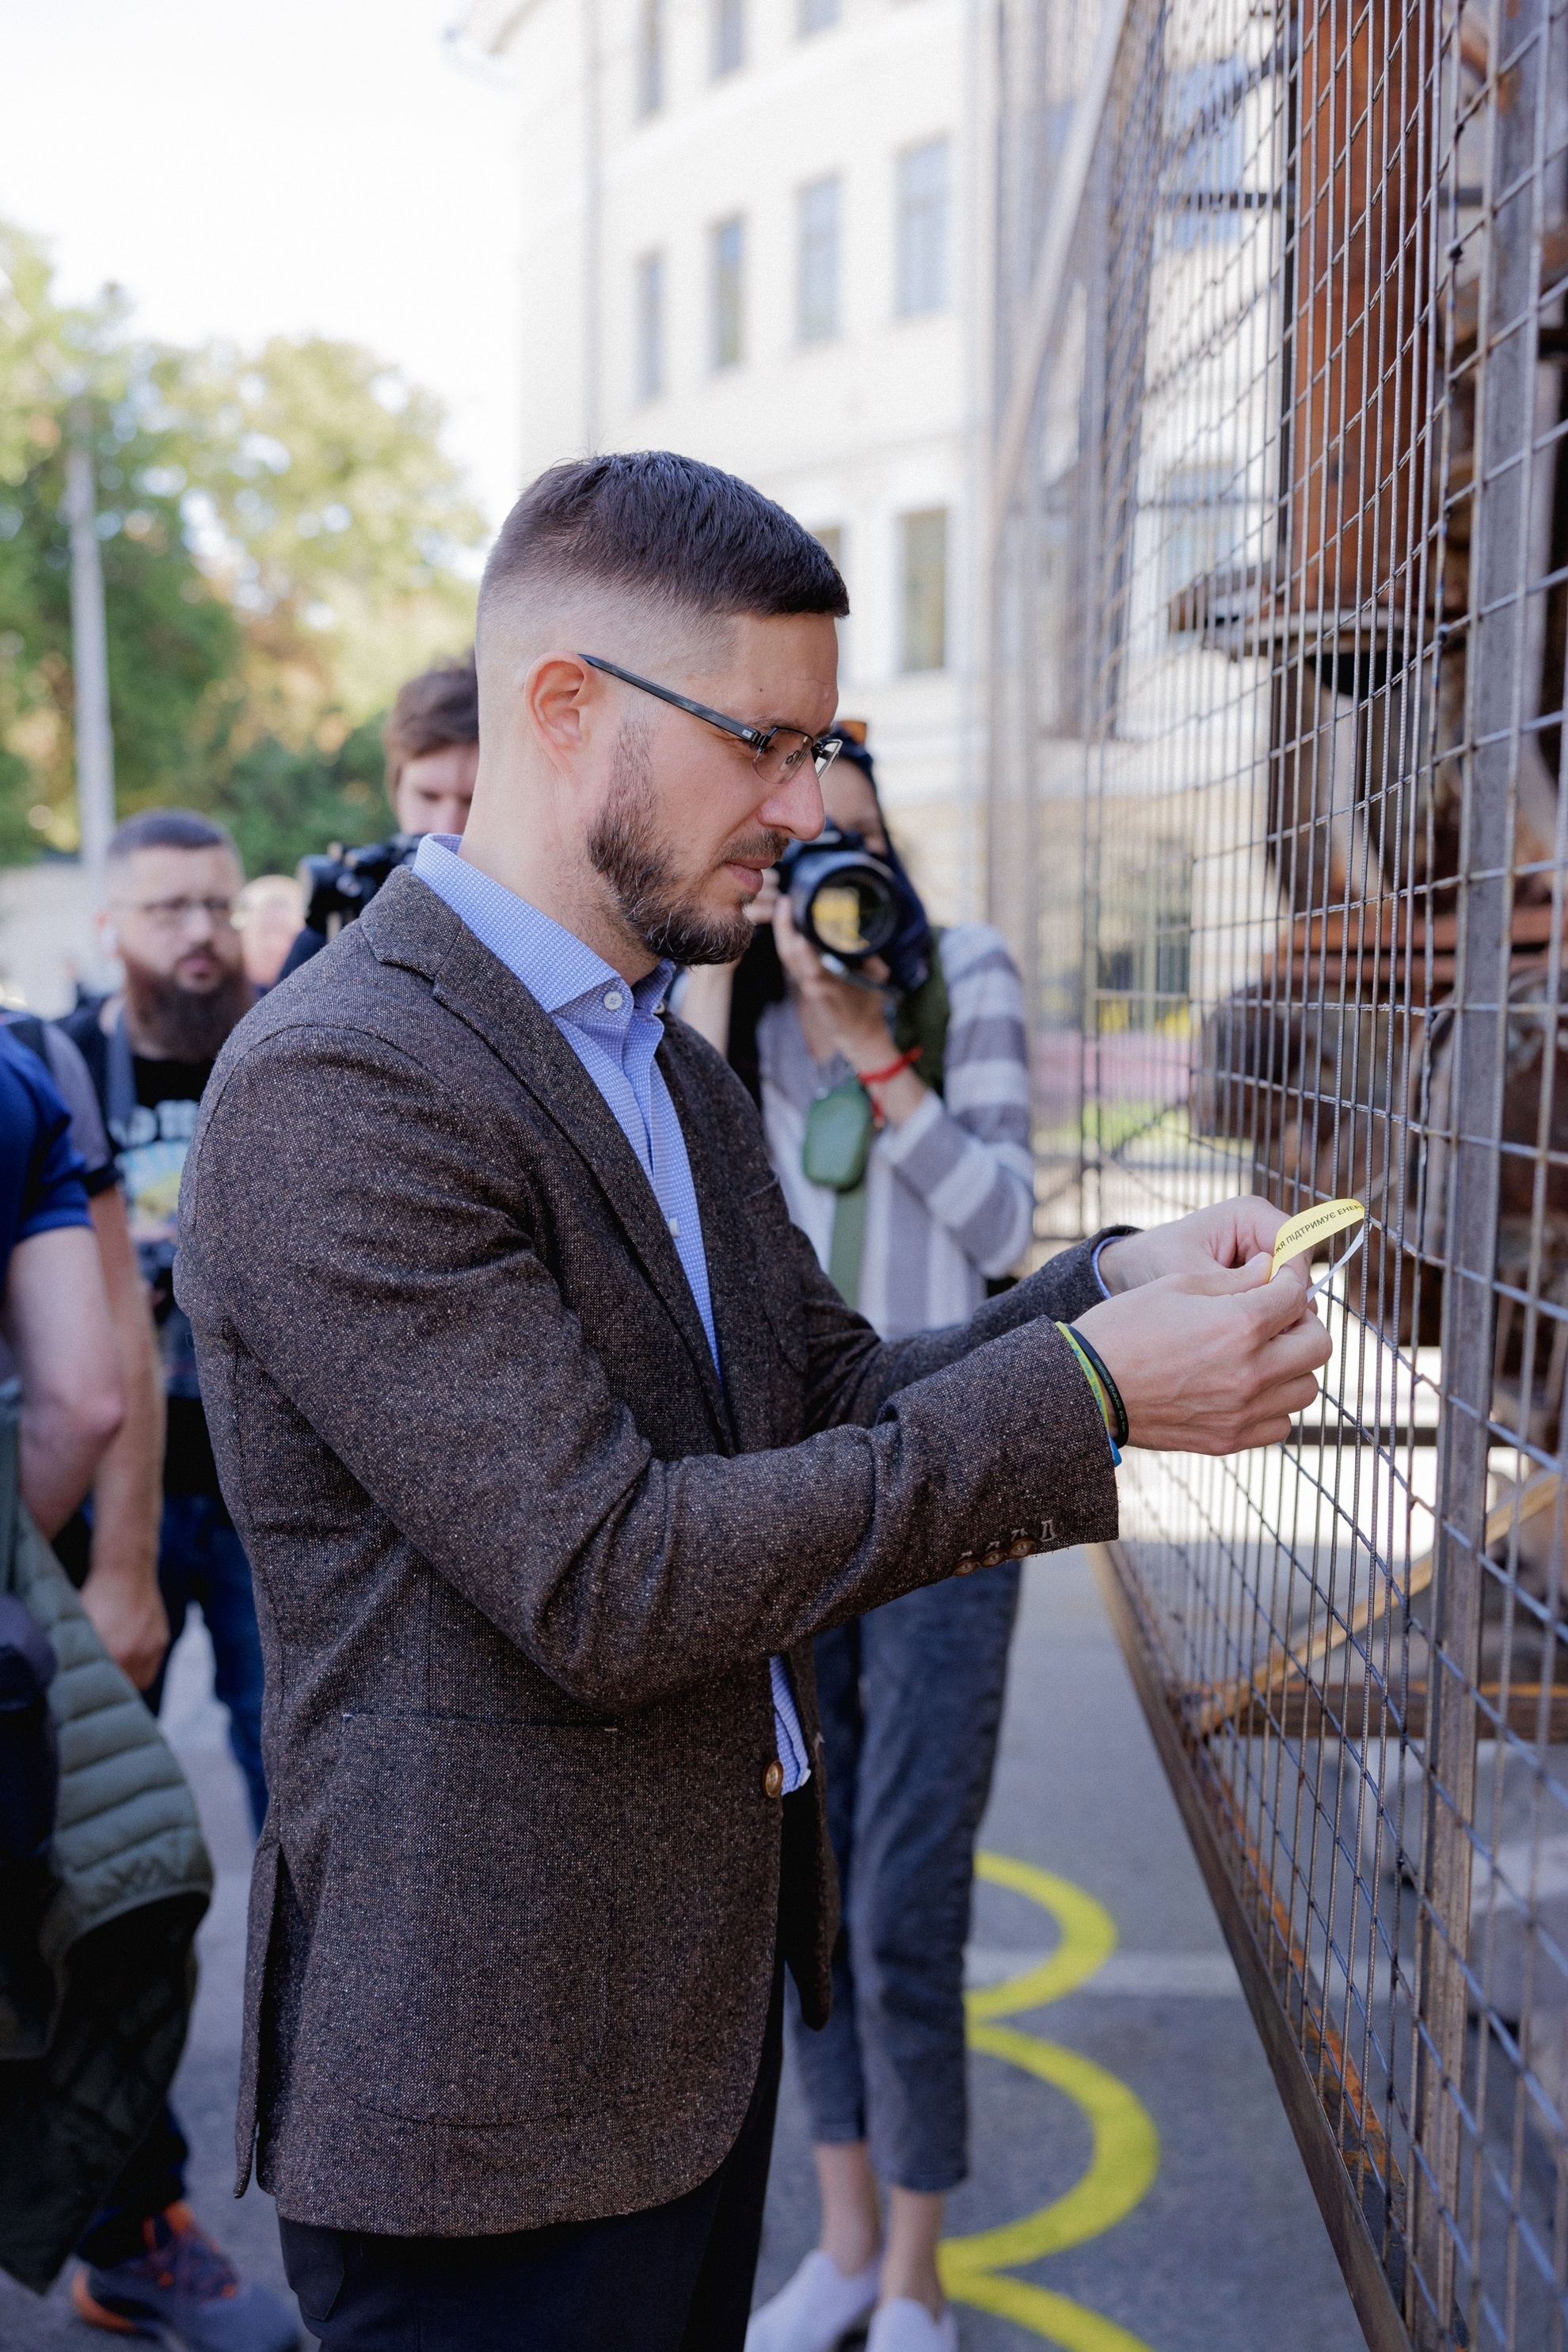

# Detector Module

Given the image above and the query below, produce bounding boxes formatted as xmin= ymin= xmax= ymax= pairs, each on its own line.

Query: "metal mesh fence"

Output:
xmin=989 ymin=2 xmax=1568 ymax=2344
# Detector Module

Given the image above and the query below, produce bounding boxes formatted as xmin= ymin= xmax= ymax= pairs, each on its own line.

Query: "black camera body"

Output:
xmin=778 ymin=825 xmax=917 ymax=969
xmin=299 ymin=833 xmax=424 ymax=939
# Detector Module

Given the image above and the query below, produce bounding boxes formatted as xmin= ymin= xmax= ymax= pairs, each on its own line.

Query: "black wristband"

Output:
xmin=1068 ymin=1328 xmax=1129 ymax=1449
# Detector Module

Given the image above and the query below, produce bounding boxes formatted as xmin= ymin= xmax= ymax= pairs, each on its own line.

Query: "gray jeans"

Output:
xmin=786 ymin=1560 xmax=1022 ymax=2194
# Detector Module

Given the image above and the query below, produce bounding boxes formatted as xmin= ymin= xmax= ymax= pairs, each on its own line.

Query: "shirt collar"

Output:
xmin=413 ymin=833 xmax=674 ymax=1019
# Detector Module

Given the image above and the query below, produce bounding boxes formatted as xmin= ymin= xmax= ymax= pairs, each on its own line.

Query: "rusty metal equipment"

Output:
xmin=989 ymin=1 xmax=1568 ymax=2345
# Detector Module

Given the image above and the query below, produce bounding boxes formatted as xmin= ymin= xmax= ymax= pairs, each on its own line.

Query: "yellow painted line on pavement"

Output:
xmin=938 ymin=1852 xmax=1160 ymax=2352
xmin=964 ymin=1857 xmax=1119 ymax=2019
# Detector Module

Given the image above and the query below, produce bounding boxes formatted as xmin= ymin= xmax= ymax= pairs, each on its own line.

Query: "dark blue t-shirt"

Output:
xmin=0 ymin=1027 xmax=92 ymax=1290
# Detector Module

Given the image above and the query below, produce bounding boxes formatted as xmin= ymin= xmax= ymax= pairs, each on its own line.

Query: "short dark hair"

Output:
xmin=106 ymin=808 xmax=239 ymax=866
xmin=480 ymin=452 xmax=849 ymax=630
xmin=384 ymin=652 xmax=479 ymax=794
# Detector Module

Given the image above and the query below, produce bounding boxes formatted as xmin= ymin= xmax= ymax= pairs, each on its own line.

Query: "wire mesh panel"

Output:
xmin=990 ymin=2 xmax=1568 ymax=2345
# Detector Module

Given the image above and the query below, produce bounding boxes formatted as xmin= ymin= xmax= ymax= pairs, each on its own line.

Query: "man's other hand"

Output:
xmin=1074 ymin=1255 xmax=1331 ymax=1454
xmin=1096 ymin=1197 xmax=1292 ymax=1294
xmin=79 ymin=1562 xmax=169 ymax=1692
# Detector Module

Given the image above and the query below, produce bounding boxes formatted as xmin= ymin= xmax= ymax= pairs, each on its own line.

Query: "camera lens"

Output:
xmin=807 ymin=872 xmax=899 ymax=959
xmin=780 ymin=827 xmax=908 ymax=967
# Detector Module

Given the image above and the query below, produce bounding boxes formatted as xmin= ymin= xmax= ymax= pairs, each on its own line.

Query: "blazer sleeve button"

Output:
xmin=763 ymin=1760 xmax=785 ymax=1799
xmin=981 ymin=1547 xmax=1005 ymax=1570
xmin=954 ymin=1553 xmax=977 ymax=1576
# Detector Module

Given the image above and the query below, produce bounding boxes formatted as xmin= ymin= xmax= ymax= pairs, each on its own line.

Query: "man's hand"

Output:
xmin=1096 ymin=1197 xmax=1292 ymax=1294
xmin=78 ymin=1562 xmax=169 ymax=1692
xmin=1074 ymin=1256 xmax=1331 ymax=1453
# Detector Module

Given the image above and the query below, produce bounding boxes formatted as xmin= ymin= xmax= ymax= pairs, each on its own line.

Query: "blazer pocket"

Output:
xmin=313 ymin=1714 xmax=615 ymax=2127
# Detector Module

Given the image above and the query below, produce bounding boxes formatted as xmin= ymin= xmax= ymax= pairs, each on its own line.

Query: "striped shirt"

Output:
xmin=759 ymin=923 xmax=1034 ymax=1338
xmin=412 ymin=834 xmax=810 ymax=1791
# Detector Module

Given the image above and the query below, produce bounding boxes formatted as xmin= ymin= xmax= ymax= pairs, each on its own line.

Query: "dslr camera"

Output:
xmin=299 ymin=833 xmax=424 ymax=940
xmin=778 ymin=825 xmax=920 ymax=971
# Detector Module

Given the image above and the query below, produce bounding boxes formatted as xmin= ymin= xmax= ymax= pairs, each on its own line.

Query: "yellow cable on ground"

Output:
xmin=937 ymin=1852 xmax=1160 ymax=2352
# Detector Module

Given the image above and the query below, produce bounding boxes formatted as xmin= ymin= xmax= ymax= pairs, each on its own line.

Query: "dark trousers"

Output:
xmin=788 ymin=1562 xmax=1022 ymax=2192
xmin=75 ymin=2111 xmax=188 ymax=2268
xmin=75 ymin=1499 xmax=266 ymax=2263
xmin=280 ymin=1955 xmax=785 ymax=2352
xmin=146 ymin=1492 xmax=268 ymax=1838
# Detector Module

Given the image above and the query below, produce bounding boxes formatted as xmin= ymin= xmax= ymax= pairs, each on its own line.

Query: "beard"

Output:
xmin=588 ymin=722 xmax=790 ymax=967
xmin=124 ymin=961 xmax=253 ymax=1061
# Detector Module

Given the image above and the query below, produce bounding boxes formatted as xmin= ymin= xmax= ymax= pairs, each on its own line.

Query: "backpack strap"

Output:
xmin=2 ymin=1015 xmax=48 ymax=1069
xmin=892 ymin=927 xmax=950 ymax=1101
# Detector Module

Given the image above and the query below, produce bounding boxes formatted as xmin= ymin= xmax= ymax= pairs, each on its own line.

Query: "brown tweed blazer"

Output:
xmin=175 ymin=869 xmax=1120 ymax=2239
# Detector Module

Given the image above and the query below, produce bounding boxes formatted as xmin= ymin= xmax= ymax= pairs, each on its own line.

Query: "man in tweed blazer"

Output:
xmin=176 ymin=454 xmax=1328 ymax=2351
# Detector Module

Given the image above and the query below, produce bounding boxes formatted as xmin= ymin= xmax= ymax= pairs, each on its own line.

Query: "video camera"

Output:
xmin=299 ymin=833 xmax=424 ymax=940
xmin=778 ymin=825 xmax=921 ymax=972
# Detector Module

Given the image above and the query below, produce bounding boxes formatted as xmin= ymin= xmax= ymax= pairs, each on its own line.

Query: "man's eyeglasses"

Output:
xmin=114 ymin=896 xmax=238 ymax=934
xmin=581 ymin=656 xmax=841 ymax=788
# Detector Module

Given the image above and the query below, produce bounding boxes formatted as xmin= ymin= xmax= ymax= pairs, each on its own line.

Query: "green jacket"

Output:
xmin=0 ymin=1420 xmax=211 ymax=2291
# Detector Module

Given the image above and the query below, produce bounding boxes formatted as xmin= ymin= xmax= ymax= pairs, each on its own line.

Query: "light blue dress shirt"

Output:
xmin=413 ymin=835 xmax=810 ymax=1791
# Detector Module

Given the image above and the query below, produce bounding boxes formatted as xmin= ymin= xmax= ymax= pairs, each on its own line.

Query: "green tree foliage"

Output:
xmin=0 ymin=221 xmax=484 ymax=877
xmin=0 ymin=240 xmax=242 ymax=858
xmin=211 ymin=717 xmax=390 ymax=881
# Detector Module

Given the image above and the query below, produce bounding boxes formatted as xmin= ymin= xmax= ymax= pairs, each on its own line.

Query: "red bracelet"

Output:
xmin=857 ymin=1046 xmax=923 ymax=1087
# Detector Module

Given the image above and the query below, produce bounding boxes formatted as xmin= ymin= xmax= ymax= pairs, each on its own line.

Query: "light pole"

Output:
xmin=63 ymin=396 xmax=115 ymax=879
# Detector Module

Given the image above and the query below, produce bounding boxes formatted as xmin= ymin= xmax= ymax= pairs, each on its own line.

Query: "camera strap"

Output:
xmin=800 ymin=931 xmax=953 ymax=1311
xmin=828 ymin=1178 xmax=870 ymax=1309
xmin=802 ymin=1077 xmax=876 ymax=1309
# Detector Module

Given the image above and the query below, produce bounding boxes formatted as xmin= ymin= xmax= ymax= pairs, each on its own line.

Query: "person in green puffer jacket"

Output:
xmin=0 ymin=1017 xmax=204 ymax=2286
xmin=0 ymin=1022 xmax=292 ymax=2352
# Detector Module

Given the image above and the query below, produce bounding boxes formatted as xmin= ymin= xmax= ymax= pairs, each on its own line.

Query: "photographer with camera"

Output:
xmin=684 ymin=744 xmax=1036 ymax=2352
xmin=280 ymin=652 xmax=478 ymax=977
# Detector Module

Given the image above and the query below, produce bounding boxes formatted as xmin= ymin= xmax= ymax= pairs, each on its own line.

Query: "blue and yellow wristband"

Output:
xmin=1055 ymin=1322 xmax=1128 ymax=1466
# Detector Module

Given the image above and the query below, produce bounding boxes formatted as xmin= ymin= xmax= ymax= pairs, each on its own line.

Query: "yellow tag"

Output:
xmin=1269 ymin=1197 xmax=1365 ymax=1281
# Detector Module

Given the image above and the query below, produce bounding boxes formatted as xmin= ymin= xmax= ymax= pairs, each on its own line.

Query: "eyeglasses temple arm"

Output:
xmin=578 ymin=655 xmax=763 ymax=752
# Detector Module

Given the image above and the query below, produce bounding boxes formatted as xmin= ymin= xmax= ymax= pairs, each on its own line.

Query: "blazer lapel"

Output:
xmin=367 ymin=885 xmax=735 ymax=1444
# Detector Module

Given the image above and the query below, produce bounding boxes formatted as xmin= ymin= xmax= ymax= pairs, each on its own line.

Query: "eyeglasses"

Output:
xmin=114 ymin=896 xmax=238 ymax=933
xmin=581 ymin=655 xmax=842 ymax=787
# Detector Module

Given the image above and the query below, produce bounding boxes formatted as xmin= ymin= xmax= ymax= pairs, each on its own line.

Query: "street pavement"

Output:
xmin=753 ymin=1548 xmax=1364 ymax=2352
xmin=2 ymin=1549 xmax=1363 ymax=2351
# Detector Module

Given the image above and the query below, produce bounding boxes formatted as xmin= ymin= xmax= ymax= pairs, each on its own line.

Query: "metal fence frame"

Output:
xmin=990 ymin=4 xmax=1568 ymax=2346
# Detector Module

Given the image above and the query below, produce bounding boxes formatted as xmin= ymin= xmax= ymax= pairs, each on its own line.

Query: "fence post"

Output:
xmin=1410 ymin=0 xmax=1552 ymax=2337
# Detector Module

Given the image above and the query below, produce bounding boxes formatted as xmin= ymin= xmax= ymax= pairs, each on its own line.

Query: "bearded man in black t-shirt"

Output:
xmin=62 ymin=806 xmax=297 ymax=2348
xmin=65 ymin=810 xmax=265 ymax=1832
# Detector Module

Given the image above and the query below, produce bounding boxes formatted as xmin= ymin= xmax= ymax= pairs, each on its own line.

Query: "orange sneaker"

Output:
xmin=71 ymin=2202 xmax=299 ymax=2349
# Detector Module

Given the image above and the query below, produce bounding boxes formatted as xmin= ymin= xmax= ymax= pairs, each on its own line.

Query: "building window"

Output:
xmin=637 ymin=0 xmax=664 ymax=116
xmin=714 ymin=0 xmax=744 ymax=77
xmin=797 ymin=177 xmax=840 ymax=344
xmin=896 ymin=139 xmax=950 ymax=316
xmin=1164 ymin=64 xmax=1246 ymax=251
xmin=712 ymin=217 xmax=744 ymax=369
xmin=1159 ymin=464 xmax=1247 ymax=631
xmin=800 ymin=0 xmax=839 ymax=32
xmin=814 ymin=524 xmax=843 ymax=572
xmin=636 ymin=253 xmax=664 ymax=401
xmin=900 ymin=509 xmax=947 ymax=672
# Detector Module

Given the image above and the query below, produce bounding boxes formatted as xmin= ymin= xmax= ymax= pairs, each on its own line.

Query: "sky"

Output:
xmin=0 ymin=0 xmax=523 ymax=539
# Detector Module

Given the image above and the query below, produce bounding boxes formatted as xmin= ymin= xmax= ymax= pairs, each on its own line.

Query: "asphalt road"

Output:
xmin=755 ymin=1548 xmax=1363 ymax=2352
xmin=2 ymin=1549 xmax=1362 ymax=2352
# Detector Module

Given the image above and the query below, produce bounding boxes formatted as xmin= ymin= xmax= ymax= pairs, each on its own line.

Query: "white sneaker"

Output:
xmin=745 ymin=2249 xmax=882 ymax=2352
xmin=865 ymin=2299 xmax=960 ymax=2352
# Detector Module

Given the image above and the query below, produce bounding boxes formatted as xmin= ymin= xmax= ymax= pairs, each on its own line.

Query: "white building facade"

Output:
xmin=463 ymin=0 xmax=993 ymax=919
